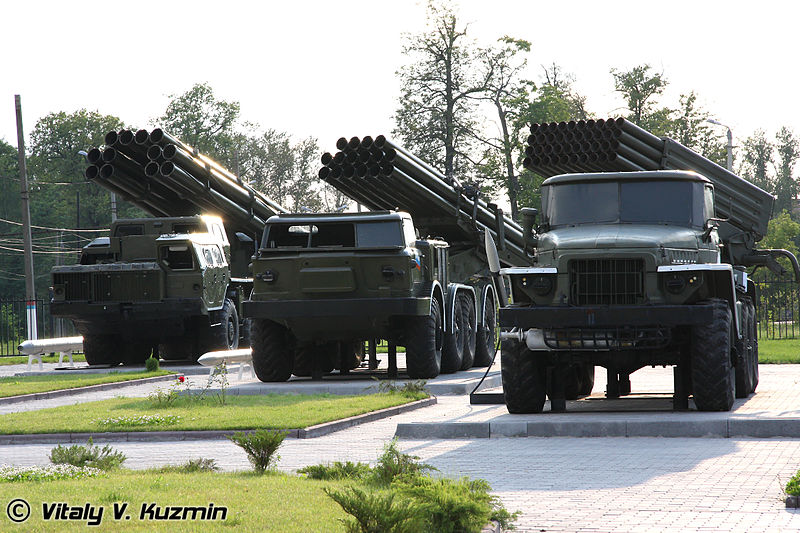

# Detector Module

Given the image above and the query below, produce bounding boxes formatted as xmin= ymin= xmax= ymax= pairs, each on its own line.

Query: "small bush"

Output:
xmin=786 ymin=470 xmax=800 ymax=496
xmin=152 ymin=458 xmax=219 ymax=474
xmin=372 ymin=379 xmax=429 ymax=397
xmin=49 ymin=438 xmax=126 ymax=470
xmin=324 ymin=486 xmax=421 ymax=533
xmin=299 ymin=461 xmax=372 ymax=481
xmin=148 ymin=383 xmax=179 ymax=407
xmin=0 ymin=464 xmax=103 ymax=482
xmin=371 ymin=439 xmax=435 ymax=485
xmin=144 ymin=356 xmax=160 ymax=372
xmin=228 ymin=429 xmax=287 ymax=474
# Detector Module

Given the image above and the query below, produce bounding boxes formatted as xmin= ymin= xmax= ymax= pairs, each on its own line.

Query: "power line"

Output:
xmin=0 ymin=216 xmax=107 ymax=233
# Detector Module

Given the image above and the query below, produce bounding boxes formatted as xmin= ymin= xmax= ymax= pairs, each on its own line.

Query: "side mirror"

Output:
xmin=702 ymin=217 xmax=725 ymax=243
xmin=521 ymin=208 xmax=539 ymax=253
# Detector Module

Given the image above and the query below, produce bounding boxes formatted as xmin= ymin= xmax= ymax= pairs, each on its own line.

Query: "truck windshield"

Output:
xmin=263 ymin=221 xmax=404 ymax=249
xmin=546 ymin=180 xmax=704 ymax=227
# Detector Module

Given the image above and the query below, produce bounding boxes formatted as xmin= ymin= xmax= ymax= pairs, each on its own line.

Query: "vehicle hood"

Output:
xmin=537 ymin=224 xmax=700 ymax=251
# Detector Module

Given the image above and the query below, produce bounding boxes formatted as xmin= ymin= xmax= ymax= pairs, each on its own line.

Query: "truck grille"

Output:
xmin=569 ymin=259 xmax=644 ymax=305
xmin=53 ymin=271 xmax=160 ymax=302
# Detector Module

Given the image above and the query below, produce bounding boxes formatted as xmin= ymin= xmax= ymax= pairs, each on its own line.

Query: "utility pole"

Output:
xmin=15 ymin=95 xmax=37 ymax=340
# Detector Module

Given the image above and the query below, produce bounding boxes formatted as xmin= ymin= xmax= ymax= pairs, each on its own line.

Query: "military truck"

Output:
xmin=51 ymin=128 xmax=287 ymax=366
xmin=498 ymin=118 xmax=800 ymax=412
xmin=52 ymin=216 xmax=252 ymax=365
xmin=242 ymin=135 xmax=532 ymax=381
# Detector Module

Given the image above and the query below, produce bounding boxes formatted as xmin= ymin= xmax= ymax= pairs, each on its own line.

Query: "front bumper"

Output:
xmin=242 ymin=297 xmax=431 ymax=319
xmin=500 ymin=303 xmax=715 ymax=329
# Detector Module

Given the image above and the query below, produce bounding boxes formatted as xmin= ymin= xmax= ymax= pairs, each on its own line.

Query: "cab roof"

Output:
xmin=542 ymin=170 xmax=712 ymax=186
xmin=265 ymin=211 xmax=410 ymax=225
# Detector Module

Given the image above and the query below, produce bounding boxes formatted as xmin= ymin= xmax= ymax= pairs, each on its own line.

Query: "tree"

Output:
xmin=393 ymin=1 xmax=491 ymax=180
xmin=740 ymin=130 xmax=774 ymax=193
xmin=0 ymin=139 xmax=22 ymax=296
xmin=773 ymin=127 xmax=799 ymax=216
xmin=155 ymin=82 xmax=241 ymax=168
xmin=476 ymin=36 xmax=532 ymax=219
xmin=611 ymin=64 xmax=671 ymax=134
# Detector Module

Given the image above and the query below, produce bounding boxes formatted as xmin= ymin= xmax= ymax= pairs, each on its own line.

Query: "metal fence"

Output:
xmin=752 ymin=270 xmax=799 ymax=340
xmin=0 ymin=297 xmax=77 ymax=357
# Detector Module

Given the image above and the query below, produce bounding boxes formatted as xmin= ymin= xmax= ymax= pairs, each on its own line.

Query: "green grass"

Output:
xmin=758 ymin=338 xmax=800 ymax=364
xmin=0 ymin=392 xmax=427 ymax=434
xmin=0 ymin=371 xmax=173 ymax=398
xmin=0 ymin=352 xmax=87 ymax=366
xmin=0 ymin=470 xmax=347 ymax=532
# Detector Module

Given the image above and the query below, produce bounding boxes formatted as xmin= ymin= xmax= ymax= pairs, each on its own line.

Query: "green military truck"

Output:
xmin=51 ymin=128 xmax=287 ymax=366
xmin=499 ymin=119 xmax=800 ymax=412
xmin=51 ymin=216 xmax=253 ymax=365
xmin=242 ymin=211 xmax=487 ymax=380
xmin=241 ymin=135 xmax=533 ymax=382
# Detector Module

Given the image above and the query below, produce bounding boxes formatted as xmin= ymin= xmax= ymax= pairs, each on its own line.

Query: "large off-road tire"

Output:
xmin=750 ymin=301 xmax=759 ymax=391
xmin=83 ymin=335 xmax=119 ymax=366
xmin=202 ymin=298 xmax=239 ymax=353
xmin=691 ymin=299 xmax=735 ymax=411
xmin=292 ymin=343 xmax=335 ymax=377
xmin=474 ymin=292 xmax=497 ymax=367
xmin=556 ymin=362 xmax=595 ymax=400
xmin=501 ymin=339 xmax=547 ymax=413
xmin=120 ymin=343 xmax=152 ymax=366
xmin=335 ymin=341 xmax=364 ymax=371
xmin=459 ymin=293 xmax=477 ymax=370
xmin=251 ymin=319 xmax=294 ymax=382
xmin=735 ymin=300 xmax=755 ymax=398
xmin=405 ymin=297 xmax=443 ymax=379
xmin=441 ymin=295 xmax=466 ymax=374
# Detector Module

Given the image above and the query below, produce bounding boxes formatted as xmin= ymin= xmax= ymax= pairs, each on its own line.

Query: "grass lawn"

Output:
xmin=0 ymin=353 xmax=87 ymax=366
xmin=0 ymin=371 xmax=173 ymax=399
xmin=0 ymin=392 xmax=426 ymax=434
xmin=759 ymin=338 xmax=800 ymax=364
xmin=0 ymin=470 xmax=346 ymax=532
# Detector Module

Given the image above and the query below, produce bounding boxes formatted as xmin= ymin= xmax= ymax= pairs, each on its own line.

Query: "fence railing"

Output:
xmin=752 ymin=270 xmax=799 ymax=340
xmin=0 ymin=298 xmax=77 ymax=357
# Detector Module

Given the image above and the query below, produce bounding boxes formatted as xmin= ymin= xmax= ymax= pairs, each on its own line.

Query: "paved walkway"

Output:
xmin=1 ymin=362 xmax=800 ymax=531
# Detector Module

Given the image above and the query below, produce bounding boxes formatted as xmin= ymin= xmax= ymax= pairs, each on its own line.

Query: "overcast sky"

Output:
xmin=2 ymin=0 xmax=798 ymax=164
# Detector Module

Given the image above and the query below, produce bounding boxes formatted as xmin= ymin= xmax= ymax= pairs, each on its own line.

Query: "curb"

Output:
xmin=395 ymin=416 xmax=800 ymax=439
xmin=0 ymin=374 xmax=179 ymax=406
xmin=0 ymin=397 xmax=437 ymax=445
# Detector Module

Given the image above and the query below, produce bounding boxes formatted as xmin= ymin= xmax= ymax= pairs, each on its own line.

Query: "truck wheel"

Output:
xmin=292 ymin=343 xmax=335 ymax=377
xmin=441 ymin=295 xmax=466 ymax=373
xmin=501 ymin=339 xmax=547 ymax=413
xmin=691 ymin=299 xmax=735 ymax=411
xmin=208 ymin=298 xmax=240 ymax=351
xmin=336 ymin=341 xmax=364 ymax=371
xmin=474 ymin=293 xmax=497 ymax=367
xmin=735 ymin=301 xmax=755 ymax=398
xmin=120 ymin=344 xmax=152 ymax=366
xmin=83 ymin=335 xmax=119 ymax=366
xmin=578 ymin=364 xmax=596 ymax=397
xmin=405 ymin=297 xmax=443 ymax=379
xmin=251 ymin=319 xmax=294 ymax=382
xmin=749 ymin=301 xmax=759 ymax=391
xmin=459 ymin=294 xmax=477 ymax=370
xmin=556 ymin=362 xmax=595 ymax=399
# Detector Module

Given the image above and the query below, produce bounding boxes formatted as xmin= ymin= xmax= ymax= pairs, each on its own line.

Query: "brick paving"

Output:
xmin=1 ymin=363 xmax=800 ymax=531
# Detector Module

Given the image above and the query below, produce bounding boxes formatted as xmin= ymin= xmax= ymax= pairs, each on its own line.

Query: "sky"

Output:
xmin=2 ymin=0 xmax=798 ymax=165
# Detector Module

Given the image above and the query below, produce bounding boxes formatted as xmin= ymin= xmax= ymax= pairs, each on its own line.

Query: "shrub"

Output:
xmin=49 ymin=438 xmax=126 ymax=470
xmin=298 ymin=461 xmax=372 ymax=481
xmin=228 ymin=429 xmax=287 ymax=474
xmin=372 ymin=379 xmax=429 ymax=397
xmin=786 ymin=470 xmax=800 ymax=496
xmin=324 ymin=486 xmax=421 ymax=533
xmin=371 ymin=439 xmax=435 ymax=485
xmin=144 ymin=356 xmax=160 ymax=372
xmin=152 ymin=458 xmax=219 ymax=474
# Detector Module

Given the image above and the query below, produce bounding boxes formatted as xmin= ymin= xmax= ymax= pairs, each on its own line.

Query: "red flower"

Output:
xmin=178 ymin=375 xmax=185 ymax=383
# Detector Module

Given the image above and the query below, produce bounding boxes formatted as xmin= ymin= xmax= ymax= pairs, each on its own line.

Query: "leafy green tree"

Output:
xmin=393 ymin=0 xmax=491 ymax=180
xmin=740 ymin=130 xmax=774 ymax=193
xmin=761 ymin=210 xmax=800 ymax=255
xmin=155 ymin=83 xmax=241 ymax=168
xmin=0 ymin=139 xmax=23 ymax=296
xmin=611 ymin=64 xmax=672 ymax=135
xmin=773 ymin=127 xmax=799 ymax=216
xmin=667 ymin=92 xmax=726 ymax=166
